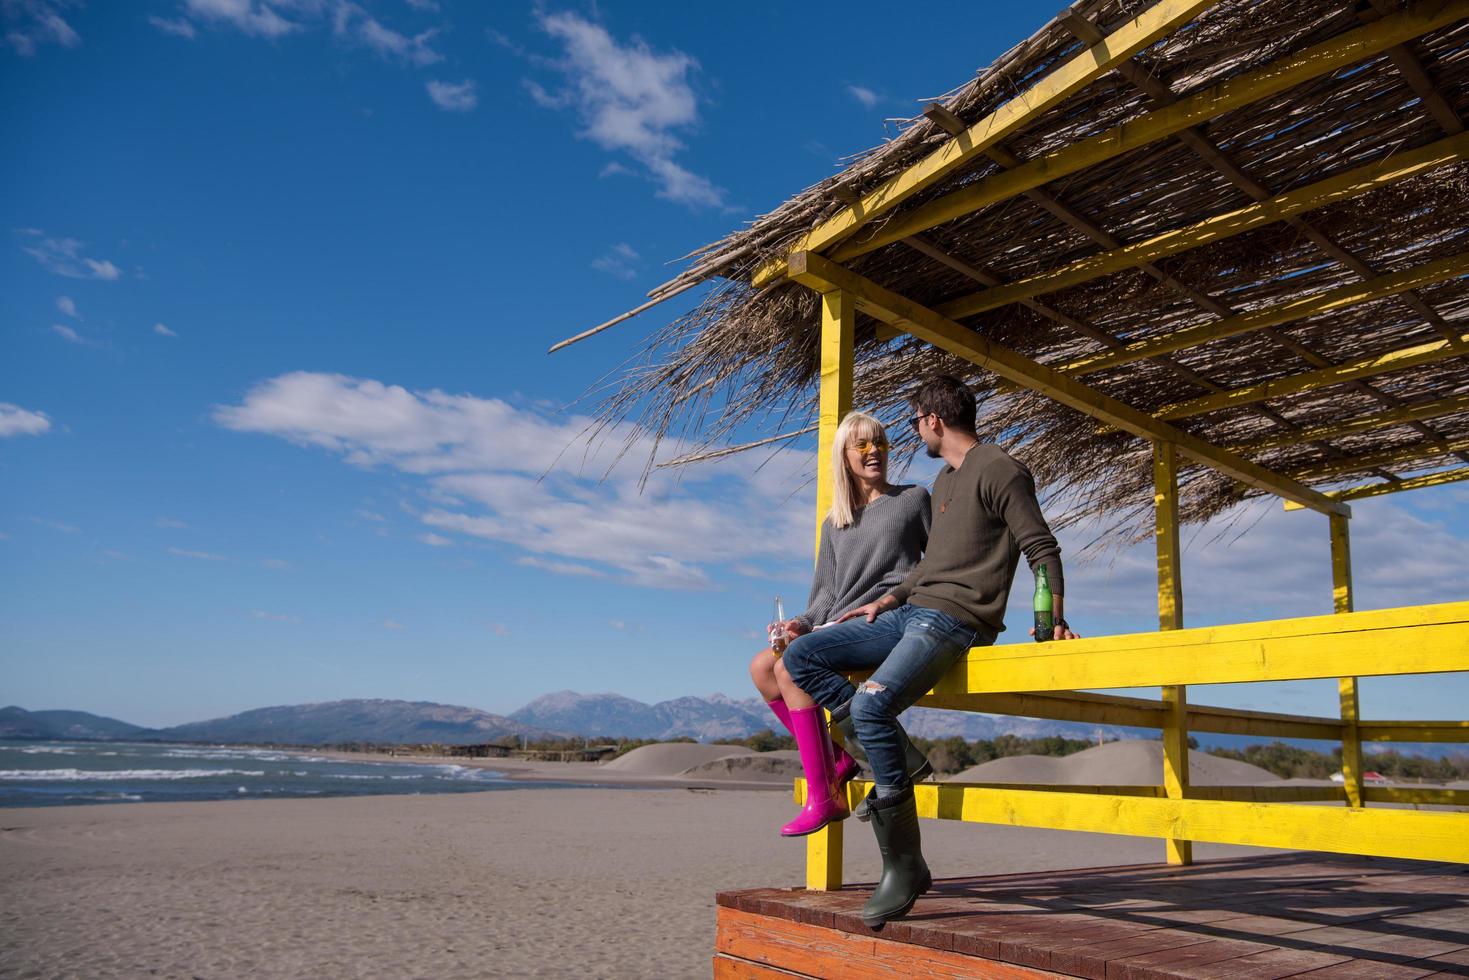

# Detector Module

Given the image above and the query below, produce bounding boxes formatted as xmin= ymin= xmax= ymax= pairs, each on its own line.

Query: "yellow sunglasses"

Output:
xmin=849 ymin=439 xmax=890 ymax=454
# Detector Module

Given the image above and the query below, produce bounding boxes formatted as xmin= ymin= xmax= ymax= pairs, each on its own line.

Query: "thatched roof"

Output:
xmin=588 ymin=0 xmax=1469 ymax=541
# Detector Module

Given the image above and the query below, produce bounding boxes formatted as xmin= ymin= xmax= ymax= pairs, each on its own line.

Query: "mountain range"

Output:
xmin=3 ymin=695 xmax=1460 ymax=758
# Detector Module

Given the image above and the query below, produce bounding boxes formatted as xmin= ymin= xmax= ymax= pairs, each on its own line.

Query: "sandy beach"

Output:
xmin=1 ymin=773 xmax=1273 ymax=978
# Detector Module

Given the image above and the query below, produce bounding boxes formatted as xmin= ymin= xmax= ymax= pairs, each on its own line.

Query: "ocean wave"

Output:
xmin=160 ymin=748 xmax=301 ymax=762
xmin=0 ymin=768 xmax=268 ymax=782
xmin=66 ymin=792 xmax=144 ymax=802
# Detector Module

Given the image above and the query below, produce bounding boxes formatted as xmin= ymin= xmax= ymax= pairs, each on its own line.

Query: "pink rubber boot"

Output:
xmin=780 ymin=705 xmax=851 ymax=837
xmin=766 ymin=698 xmax=859 ymax=789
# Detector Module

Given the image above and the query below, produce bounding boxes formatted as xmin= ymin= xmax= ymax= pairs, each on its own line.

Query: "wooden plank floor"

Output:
xmin=715 ymin=854 xmax=1469 ymax=979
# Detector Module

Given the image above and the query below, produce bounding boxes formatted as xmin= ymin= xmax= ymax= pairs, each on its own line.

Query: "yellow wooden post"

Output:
xmin=1331 ymin=513 xmax=1364 ymax=808
xmin=1154 ymin=441 xmax=1193 ymax=865
xmin=807 ymin=288 xmax=852 ymax=891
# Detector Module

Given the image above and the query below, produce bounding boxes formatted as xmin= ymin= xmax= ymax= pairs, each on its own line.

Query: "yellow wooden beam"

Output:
xmin=1283 ymin=465 xmax=1469 ymax=510
xmin=748 ymin=0 xmax=1224 ymax=286
xmin=1293 ymin=435 xmax=1469 ymax=479
xmin=817 ymin=0 xmax=1469 ymax=269
xmin=1159 ymin=331 xmax=1469 ymax=421
xmin=906 ymin=784 xmax=1469 ymax=863
xmin=1154 ymin=440 xmax=1191 ymax=864
xmin=812 ymin=781 xmax=1349 ymax=804
xmin=1062 ymin=252 xmax=1469 ymax=375
xmin=1359 ymin=720 xmax=1469 ymax=742
xmin=785 ymin=250 xmax=1350 ymax=516
xmin=1330 ymin=514 xmax=1363 ymax=809
xmin=1364 ymin=787 xmax=1469 ymax=807
xmin=930 ymin=601 xmax=1469 ymax=692
xmin=1237 ymin=392 xmax=1469 ymax=452
xmin=807 ymin=289 xmax=852 ymax=892
xmin=918 ymin=689 xmax=1346 ymax=740
xmin=937 ymin=132 xmax=1469 ymax=321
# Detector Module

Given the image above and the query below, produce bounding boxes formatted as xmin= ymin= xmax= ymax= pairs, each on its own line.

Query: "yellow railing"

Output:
xmin=798 ymin=600 xmax=1469 ymax=889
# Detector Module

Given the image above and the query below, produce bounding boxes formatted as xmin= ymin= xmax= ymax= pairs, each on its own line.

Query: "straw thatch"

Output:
xmin=589 ymin=0 xmax=1469 ymax=542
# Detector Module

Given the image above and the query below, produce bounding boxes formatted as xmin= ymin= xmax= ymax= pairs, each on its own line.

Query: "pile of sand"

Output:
xmin=945 ymin=739 xmax=1278 ymax=785
xmin=599 ymin=743 xmax=753 ymax=776
xmin=682 ymin=750 xmax=803 ymax=781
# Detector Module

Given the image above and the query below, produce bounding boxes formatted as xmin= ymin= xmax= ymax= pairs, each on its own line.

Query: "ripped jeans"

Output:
xmin=782 ymin=605 xmax=996 ymax=792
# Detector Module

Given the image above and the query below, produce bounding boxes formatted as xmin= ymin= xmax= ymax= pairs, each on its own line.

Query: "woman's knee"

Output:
xmin=749 ymin=649 xmax=776 ymax=685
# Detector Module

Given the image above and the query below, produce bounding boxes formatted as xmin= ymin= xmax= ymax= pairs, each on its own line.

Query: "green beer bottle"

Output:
xmin=1033 ymin=565 xmax=1053 ymax=643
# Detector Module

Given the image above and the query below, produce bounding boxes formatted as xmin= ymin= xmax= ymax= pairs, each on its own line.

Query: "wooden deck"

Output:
xmin=714 ymin=854 xmax=1469 ymax=978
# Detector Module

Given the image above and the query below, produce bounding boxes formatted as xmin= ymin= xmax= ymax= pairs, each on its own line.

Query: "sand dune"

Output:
xmin=599 ymin=742 xmax=753 ymax=775
xmin=946 ymin=739 xmax=1278 ymax=785
xmin=682 ymin=749 xmax=803 ymax=781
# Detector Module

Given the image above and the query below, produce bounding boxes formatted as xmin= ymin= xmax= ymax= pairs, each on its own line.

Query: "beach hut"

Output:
xmin=561 ymin=0 xmax=1469 ymax=973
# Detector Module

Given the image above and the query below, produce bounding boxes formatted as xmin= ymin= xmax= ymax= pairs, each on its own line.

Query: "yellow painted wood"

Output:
xmin=1295 ymin=436 xmax=1469 ymax=479
xmin=1329 ymin=515 xmax=1364 ymax=808
xmin=937 ymin=132 xmax=1469 ymax=321
xmin=1237 ymin=393 xmax=1469 ymax=453
xmin=929 ymin=601 xmax=1469 ymax=693
xmin=1063 ymin=252 xmax=1469 ymax=375
xmin=818 ymin=0 xmax=1469 ymax=268
xmin=1359 ymin=721 xmax=1469 ymax=743
xmin=834 ymin=780 xmax=1347 ymax=803
xmin=1158 ymin=330 xmax=1469 ymax=421
xmin=1283 ymin=466 xmax=1469 ymax=510
xmin=806 ymin=289 xmax=852 ymax=891
xmin=785 ymin=251 xmax=1349 ymax=516
xmin=1154 ymin=440 xmax=1191 ymax=863
xmin=813 ymin=290 xmax=853 ymax=556
xmin=747 ymin=0 xmax=1223 ymax=286
xmin=1364 ymin=788 xmax=1469 ymax=806
xmin=907 ymin=785 xmax=1469 ymax=863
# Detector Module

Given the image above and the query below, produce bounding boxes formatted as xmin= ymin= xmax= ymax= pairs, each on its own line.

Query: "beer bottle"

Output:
xmin=1033 ymin=566 xmax=1053 ymax=643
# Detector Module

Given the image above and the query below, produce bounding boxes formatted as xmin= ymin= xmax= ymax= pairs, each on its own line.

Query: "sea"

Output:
xmin=0 ymin=739 xmax=591 ymax=808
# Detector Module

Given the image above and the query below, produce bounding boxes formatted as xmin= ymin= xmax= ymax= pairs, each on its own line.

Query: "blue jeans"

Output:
xmin=782 ymin=605 xmax=995 ymax=791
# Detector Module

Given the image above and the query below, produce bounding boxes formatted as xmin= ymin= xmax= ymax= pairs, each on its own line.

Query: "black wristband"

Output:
xmin=1054 ymin=618 xmax=1070 ymax=631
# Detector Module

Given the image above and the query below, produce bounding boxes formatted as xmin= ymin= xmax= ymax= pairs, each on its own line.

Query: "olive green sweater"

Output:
xmin=886 ymin=443 xmax=1063 ymax=633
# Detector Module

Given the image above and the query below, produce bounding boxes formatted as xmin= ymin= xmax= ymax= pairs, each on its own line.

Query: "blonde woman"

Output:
xmin=748 ymin=411 xmax=930 ymax=836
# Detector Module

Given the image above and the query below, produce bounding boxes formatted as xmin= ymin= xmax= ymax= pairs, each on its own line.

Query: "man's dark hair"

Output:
xmin=911 ymin=375 xmax=977 ymax=433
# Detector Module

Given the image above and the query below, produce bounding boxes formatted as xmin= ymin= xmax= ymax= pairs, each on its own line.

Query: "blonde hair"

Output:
xmin=828 ymin=411 xmax=889 ymax=530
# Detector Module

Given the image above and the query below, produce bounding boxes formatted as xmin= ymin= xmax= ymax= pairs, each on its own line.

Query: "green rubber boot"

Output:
xmin=861 ymin=786 xmax=931 ymax=929
xmin=835 ymin=715 xmax=932 ymax=822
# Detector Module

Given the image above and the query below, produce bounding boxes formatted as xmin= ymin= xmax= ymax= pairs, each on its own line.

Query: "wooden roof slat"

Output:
xmin=1157 ymin=331 xmax=1469 ymax=421
xmin=1233 ymin=391 xmax=1469 ymax=452
xmin=787 ymin=250 xmax=1349 ymax=516
xmin=817 ymin=1 xmax=1469 ymax=272
xmin=1061 ymin=252 xmax=1469 ymax=374
xmin=1301 ymin=465 xmax=1469 ymax=505
xmin=936 ymin=130 xmax=1469 ymax=321
xmin=749 ymin=0 xmax=1225 ymax=286
xmin=1292 ymin=434 xmax=1469 ymax=478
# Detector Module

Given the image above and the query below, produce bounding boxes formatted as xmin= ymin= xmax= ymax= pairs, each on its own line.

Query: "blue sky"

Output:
xmin=3 ymin=0 xmax=1466 ymax=731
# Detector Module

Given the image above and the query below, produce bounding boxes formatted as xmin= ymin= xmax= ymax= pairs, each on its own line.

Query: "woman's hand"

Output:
xmin=783 ymin=618 xmax=810 ymax=637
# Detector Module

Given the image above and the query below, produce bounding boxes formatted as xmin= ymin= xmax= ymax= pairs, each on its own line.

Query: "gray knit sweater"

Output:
xmin=795 ymin=484 xmax=931 ymax=631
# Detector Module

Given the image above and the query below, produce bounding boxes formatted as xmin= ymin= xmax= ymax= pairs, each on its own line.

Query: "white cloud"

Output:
xmin=262 ymin=557 xmax=292 ymax=569
xmin=20 ymin=231 xmax=122 ymax=280
xmin=155 ymin=517 xmax=189 ymax=529
xmin=488 ymin=622 xmax=511 ymax=636
xmin=528 ymin=11 xmax=727 ymax=209
xmin=55 ymin=295 xmax=78 ymax=318
xmin=154 ymin=322 xmax=179 ymax=337
xmin=383 ymin=618 xmax=406 ymax=630
xmin=417 ymin=532 xmax=452 ymax=547
xmin=405 ymin=0 xmax=438 ymax=10
xmin=180 ymin=0 xmax=299 ymax=38
xmin=214 ymin=371 xmax=811 ymax=590
xmin=590 ymin=242 xmax=640 ymax=280
xmin=148 ymin=15 xmax=197 ymax=38
xmin=49 ymin=323 xmax=82 ymax=344
xmin=2 ymin=0 xmax=80 ymax=56
xmin=168 ymin=546 xmax=225 ymax=561
xmin=31 ymin=517 xmax=79 ymax=533
xmin=845 ymin=84 xmax=880 ymax=108
xmin=354 ymin=17 xmax=440 ymax=66
xmin=251 ymin=609 xmax=301 ymax=623
xmin=0 ymin=403 xmax=51 ymax=437
xmin=426 ymin=78 xmax=477 ymax=111
xmin=356 ymin=509 xmax=387 ymax=522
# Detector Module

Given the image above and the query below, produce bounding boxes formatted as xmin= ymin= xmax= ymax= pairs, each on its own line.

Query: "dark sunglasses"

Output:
xmin=907 ymin=413 xmax=933 ymax=433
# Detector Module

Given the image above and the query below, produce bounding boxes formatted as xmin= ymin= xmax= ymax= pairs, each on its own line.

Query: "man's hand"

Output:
xmin=1027 ymin=621 xmax=1081 ymax=641
xmin=837 ymin=595 xmax=897 ymax=624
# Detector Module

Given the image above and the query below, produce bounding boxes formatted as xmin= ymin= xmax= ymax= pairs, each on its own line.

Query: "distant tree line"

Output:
xmin=1204 ymin=741 xmax=1469 ymax=781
